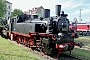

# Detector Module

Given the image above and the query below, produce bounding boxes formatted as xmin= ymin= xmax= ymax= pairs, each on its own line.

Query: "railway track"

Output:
xmin=29 ymin=49 xmax=86 ymax=60
xmin=59 ymin=54 xmax=87 ymax=60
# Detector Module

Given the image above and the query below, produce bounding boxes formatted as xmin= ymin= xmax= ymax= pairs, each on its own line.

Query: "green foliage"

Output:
xmin=11 ymin=9 xmax=23 ymax=17
xmin=0 ymin=0 xmax=6 ymax=18
xmin=73 ymin=17 xmax=78 ymax=23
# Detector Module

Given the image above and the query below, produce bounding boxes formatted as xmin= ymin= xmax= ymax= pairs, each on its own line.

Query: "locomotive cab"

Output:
xmin=35 ymin=22 xmax=47 ymax=33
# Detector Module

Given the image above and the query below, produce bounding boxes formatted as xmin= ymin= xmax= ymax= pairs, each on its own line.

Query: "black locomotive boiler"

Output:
xmin=5 ymin=5 xmax=83 ymax=58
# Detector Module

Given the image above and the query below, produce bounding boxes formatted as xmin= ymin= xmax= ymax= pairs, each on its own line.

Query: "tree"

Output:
xmin=11 ymin=9 xmax=23 ymax=17
xmin=73 ymin=17 xmax=78 ymax=23
xmin=0 ymin=0 xmax=6 ymax=18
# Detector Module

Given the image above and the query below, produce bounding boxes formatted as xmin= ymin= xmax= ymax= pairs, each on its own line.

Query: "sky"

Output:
xmin=7 ymin=0 xmax=90 ymax=23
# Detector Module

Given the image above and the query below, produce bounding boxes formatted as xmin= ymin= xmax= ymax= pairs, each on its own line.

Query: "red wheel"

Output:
xmin=23 ymin=37 xmax=27 ymax=46
xmin=16 ymin=36 xmax=20 ymax=44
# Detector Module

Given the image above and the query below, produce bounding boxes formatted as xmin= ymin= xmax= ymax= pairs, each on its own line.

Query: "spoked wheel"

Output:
xmin=27 ymin=40 xmax=31 ymax=48
xmin=18 ymin=36 xmax=22 ymax=44
xmin=39 ymin=37 xmax=45 ymax=54
xmin=22 ymin=37 xmax=27 ymax=46
xmin=16 ymin=36 xmax=21 ymax=44
xmin=25 ymin=37 xmax=29 ymax=47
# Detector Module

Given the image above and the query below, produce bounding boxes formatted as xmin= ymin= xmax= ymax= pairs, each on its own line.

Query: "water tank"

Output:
xmin=55 ymin=5 xmax=61 ymax=16
xmin=42 ymin=9 xmax=50 ymax=18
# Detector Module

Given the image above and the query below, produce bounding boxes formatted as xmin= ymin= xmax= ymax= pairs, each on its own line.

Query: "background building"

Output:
xmin=4 ymin=1 xmax=12 ymax=20
xmin=30 ymin=6 xmax=44 ymax=18
xmin=24 ymin=6 xmax=44 ymax=18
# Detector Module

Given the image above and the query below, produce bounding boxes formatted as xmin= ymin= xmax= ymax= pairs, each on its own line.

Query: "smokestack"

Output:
xmin=42 ymin=9 xmax=50 ymax=18
xmin=55 ymin=5 xmax=61 ymax=16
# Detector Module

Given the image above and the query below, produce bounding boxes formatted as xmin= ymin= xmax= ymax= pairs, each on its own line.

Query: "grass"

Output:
xmin=0 ymin=35 xmax=90 ymax=60
xmin=72 ymin=36 xmax=90 ymax=60
xmin=0 ymin=36 xmax=43 ymax=60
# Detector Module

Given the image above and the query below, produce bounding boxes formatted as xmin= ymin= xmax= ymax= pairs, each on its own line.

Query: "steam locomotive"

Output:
xmin=2 ymin=5 xmax=83 ymax=58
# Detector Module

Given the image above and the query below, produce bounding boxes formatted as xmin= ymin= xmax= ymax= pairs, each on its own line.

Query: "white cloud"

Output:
xmin=61 ymin=0 xmax=75 ymax=9
xmin=8 ymin=0 xmax=83 ymax=10
xmin=7 ymin=0 xmax=58 ymax=11
xmin=73 ymin=9 xmax=90 ymax=14
xmin=7 ymin=0 xmax=85 ymax=14
xmin=68 ymin=8 xmax=90 ymax=23
xmin=82 ymin=9 xmax=90 ymax=14
xmin=60 ymin=0 xmax=85 ymax=10
xmin=70 ymin=0 xmax=84 ymax=9
xmin=7 ymin=0 xmax=89 ymax=23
